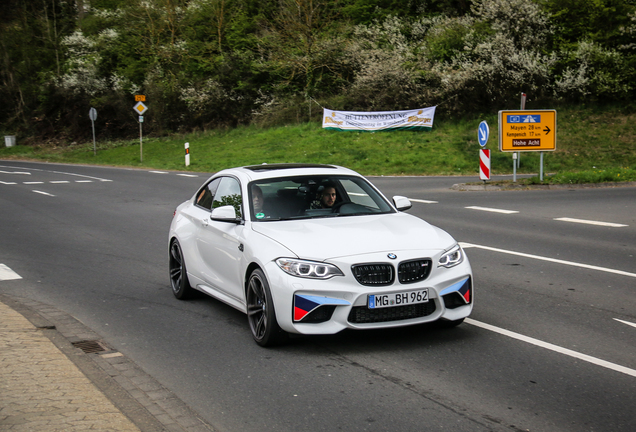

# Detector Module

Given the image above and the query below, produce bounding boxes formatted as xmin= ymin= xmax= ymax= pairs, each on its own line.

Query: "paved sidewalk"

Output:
xmin=0 ymin=300 xmax=140 ymax=431
xmin=0 ymin=296 xmax=214 ymax=432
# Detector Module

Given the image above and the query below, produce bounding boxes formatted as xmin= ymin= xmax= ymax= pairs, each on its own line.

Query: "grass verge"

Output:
xmin=1 ymin=105 xmax=635 ymax=183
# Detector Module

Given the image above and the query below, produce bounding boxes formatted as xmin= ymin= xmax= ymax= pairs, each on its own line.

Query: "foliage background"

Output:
xmin=1 ymin=0 xmax=635 ymax=142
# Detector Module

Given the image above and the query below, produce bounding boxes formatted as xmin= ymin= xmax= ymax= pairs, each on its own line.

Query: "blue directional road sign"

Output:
xmin=478 ymin=121 xmax=489 ymax=147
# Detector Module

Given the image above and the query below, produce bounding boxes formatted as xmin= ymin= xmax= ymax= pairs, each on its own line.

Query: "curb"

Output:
xmin=0 ymin=293 xmax=214 ymax=432
xmin=451 ymin=181 xmax=636 ymax=191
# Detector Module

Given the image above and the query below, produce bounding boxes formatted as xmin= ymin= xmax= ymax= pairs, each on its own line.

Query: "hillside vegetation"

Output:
xmin=2 ymin=0 xmax=635 ymax=143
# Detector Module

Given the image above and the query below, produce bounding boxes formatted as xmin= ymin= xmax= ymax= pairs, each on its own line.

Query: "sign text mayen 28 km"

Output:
xmin=498 ymin=110 xmax=556 ymax=152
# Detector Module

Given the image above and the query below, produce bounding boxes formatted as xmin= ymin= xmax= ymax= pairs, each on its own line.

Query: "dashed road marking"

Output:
xmin=554 ymin=217 xmax=627 ymax=227
xmin=23 ymin=181 xmax=44 ymax=185
xmin=465 ymin=206 xmax=518 ymax=214
xmin=33 ymin=190 xmax=55 ymax=197
xmin=614 ymin=318 xmax=636 ymax=329
xmin=177 ymin=174 xmax=199 ymax=178
xmin=0 ymin=264 xmax=22 ymax=281
xmin=409 ymin=198 xmax=438 ymax=204
xmin=0 ymin=170 xmax=30 ymax=175
xmin=467 ymin=318 xmax=636 ymax=378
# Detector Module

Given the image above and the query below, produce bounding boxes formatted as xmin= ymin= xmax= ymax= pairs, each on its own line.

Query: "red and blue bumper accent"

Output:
xmin=294 ymin=294 xmax=351 ymax=322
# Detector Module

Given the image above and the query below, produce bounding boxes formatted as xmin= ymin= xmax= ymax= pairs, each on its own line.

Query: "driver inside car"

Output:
xmin=311 ymin=183 xmax=337 ymax=209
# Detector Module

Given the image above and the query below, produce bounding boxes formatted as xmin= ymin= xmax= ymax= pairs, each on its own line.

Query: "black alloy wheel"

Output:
xmin=169 ymin=239 xmax=193 ymax=299
xmin=246 ymin=269 xmax=288 ymax=347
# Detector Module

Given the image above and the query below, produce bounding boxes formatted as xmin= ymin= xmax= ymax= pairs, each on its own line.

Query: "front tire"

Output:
xmin=169 ymin=239 xmax=193 ymax=299
xmin=246 ymin=269 xmax=288 ymax=347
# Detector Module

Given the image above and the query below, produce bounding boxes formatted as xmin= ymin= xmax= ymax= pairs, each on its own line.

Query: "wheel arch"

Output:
xmin=244 ymin=262 xmax=263 ymax=296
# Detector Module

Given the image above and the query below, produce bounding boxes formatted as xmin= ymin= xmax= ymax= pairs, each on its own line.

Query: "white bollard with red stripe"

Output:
xmin=479 ymin=149 xmax=491 ymax=180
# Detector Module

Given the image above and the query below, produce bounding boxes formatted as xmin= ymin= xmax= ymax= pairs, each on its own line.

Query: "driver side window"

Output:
xmin=212 ymin=177 xmax=243 ymax=218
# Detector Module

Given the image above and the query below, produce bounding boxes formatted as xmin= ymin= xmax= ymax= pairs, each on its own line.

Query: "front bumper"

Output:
xmin=264 ymin=253 xmax=473 ymax=335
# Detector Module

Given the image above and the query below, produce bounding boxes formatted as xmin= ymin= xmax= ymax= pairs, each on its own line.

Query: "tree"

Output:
xmin=261 ymin=0 xmax=348 ymax=117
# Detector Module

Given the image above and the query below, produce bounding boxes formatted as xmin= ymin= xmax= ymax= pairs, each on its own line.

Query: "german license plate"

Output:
xmin=368 ymin=289 xmax=429 ymax=309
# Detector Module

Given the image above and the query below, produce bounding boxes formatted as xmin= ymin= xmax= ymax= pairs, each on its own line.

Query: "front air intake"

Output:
xmin=348 ymin=302 xmax=437 ymax=324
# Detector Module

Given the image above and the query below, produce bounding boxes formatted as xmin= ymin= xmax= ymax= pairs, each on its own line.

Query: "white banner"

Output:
xmin=322 ymin=107 xmax=436 ymax=131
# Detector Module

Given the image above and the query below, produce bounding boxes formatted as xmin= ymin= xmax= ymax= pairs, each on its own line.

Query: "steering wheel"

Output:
xmin=330 ymin=201 xmax=346 ymax=212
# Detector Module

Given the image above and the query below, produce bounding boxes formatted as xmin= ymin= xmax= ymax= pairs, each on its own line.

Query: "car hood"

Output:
xmin=250 ymin=213 xmax=455 ymax=261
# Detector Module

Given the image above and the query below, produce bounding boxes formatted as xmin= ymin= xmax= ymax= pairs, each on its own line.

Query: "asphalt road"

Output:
xmin=1 ymin=160 xmax=635 ymax=432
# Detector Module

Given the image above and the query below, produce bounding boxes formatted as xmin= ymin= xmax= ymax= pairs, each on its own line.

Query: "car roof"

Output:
xmin=215 ymin=163 xmax=361 ymax=182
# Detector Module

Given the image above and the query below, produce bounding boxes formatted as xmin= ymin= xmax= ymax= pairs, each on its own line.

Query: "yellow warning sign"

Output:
xmin=498 ymin=110 xmax=556 ymax=152
xmin=133 ymin=101 xmax=148 ymax=115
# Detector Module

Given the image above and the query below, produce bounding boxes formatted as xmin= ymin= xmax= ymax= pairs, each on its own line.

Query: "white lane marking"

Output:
xmin=466 ymin=318 xmax=636 ymax=378
xmin=0 ymin=264 xmax=22 ymax=281
xmin=460 ymin=242 xmax=636 ymax=278
xmin=75 ymin=180 xmax=93 ymax=183
xmin=0 ymin=181 xmax=17 ymax=185
xmin=0 ymin=170 xmax=30 ymax=175
xmin=0 ymin=165 xmax=112 ymax=182
xmin=49 ymin=181 xmax=69 ymax=184
xmin=410 ymin=198 xmax=439 ymax=204
xmin=47 ymin=171 xmax=112 ymax=182
xmin=33 ymin=190 xmax=55 ymax=197
xmin=614 ymin=318 xmax=636 ymax=329
xmin=23 ymin=181 xmax=44 ymax=185
xmin=465 ymin=206 xmax=519 ymax=214
xmin=150 ymin=171 xmax=169 ymax=174
xmin=177 ymin=174 xmax=199 ymax=178
xmin=555 ymin=217 xmax=628 ymax=228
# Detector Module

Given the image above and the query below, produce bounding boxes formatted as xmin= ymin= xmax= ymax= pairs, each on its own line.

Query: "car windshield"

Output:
xmin=248 ymin=175 xmax=394 ymax=221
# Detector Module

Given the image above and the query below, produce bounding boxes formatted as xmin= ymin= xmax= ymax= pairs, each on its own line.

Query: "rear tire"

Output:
xmin=246 ymin=269 xmax=288 ymax=347
xmin=169 ymin=239 xmax=193 ymax=299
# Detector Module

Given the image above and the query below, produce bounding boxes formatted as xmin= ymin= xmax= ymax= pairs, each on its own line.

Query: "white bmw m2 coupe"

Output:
xmin=169 ymin=164 xmax=473 ymax=346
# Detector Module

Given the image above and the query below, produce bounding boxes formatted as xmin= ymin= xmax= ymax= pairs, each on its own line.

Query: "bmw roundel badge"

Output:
xmin=387 ymin=253 xmax=397 ymax=260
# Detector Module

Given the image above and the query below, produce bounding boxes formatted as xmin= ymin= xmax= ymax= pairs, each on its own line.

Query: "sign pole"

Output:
xmin=139 ymin=117 xmax=143 ymax=162
xmin=89 ymin=107 xmax=97 ymax=156
xmin=540 ymin=152 xmax=544 ymax=181
xmin=92 ymin=121 xmax=96 ymax=156
xmin=517 ymin=92 xmax=526 ymax=172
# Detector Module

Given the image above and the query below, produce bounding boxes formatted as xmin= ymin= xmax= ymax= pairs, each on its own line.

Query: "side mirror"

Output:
xmin=211 ymin=205 xmax=241 ymax=223
xmin=392 ymin=195 xmax=412 ymax=212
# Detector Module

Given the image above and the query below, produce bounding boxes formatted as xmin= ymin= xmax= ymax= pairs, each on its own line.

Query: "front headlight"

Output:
xmin=276 ymin=258 xmax=344 ymax=279
xmin=438 ymin=244 xmax=464 ymax=268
